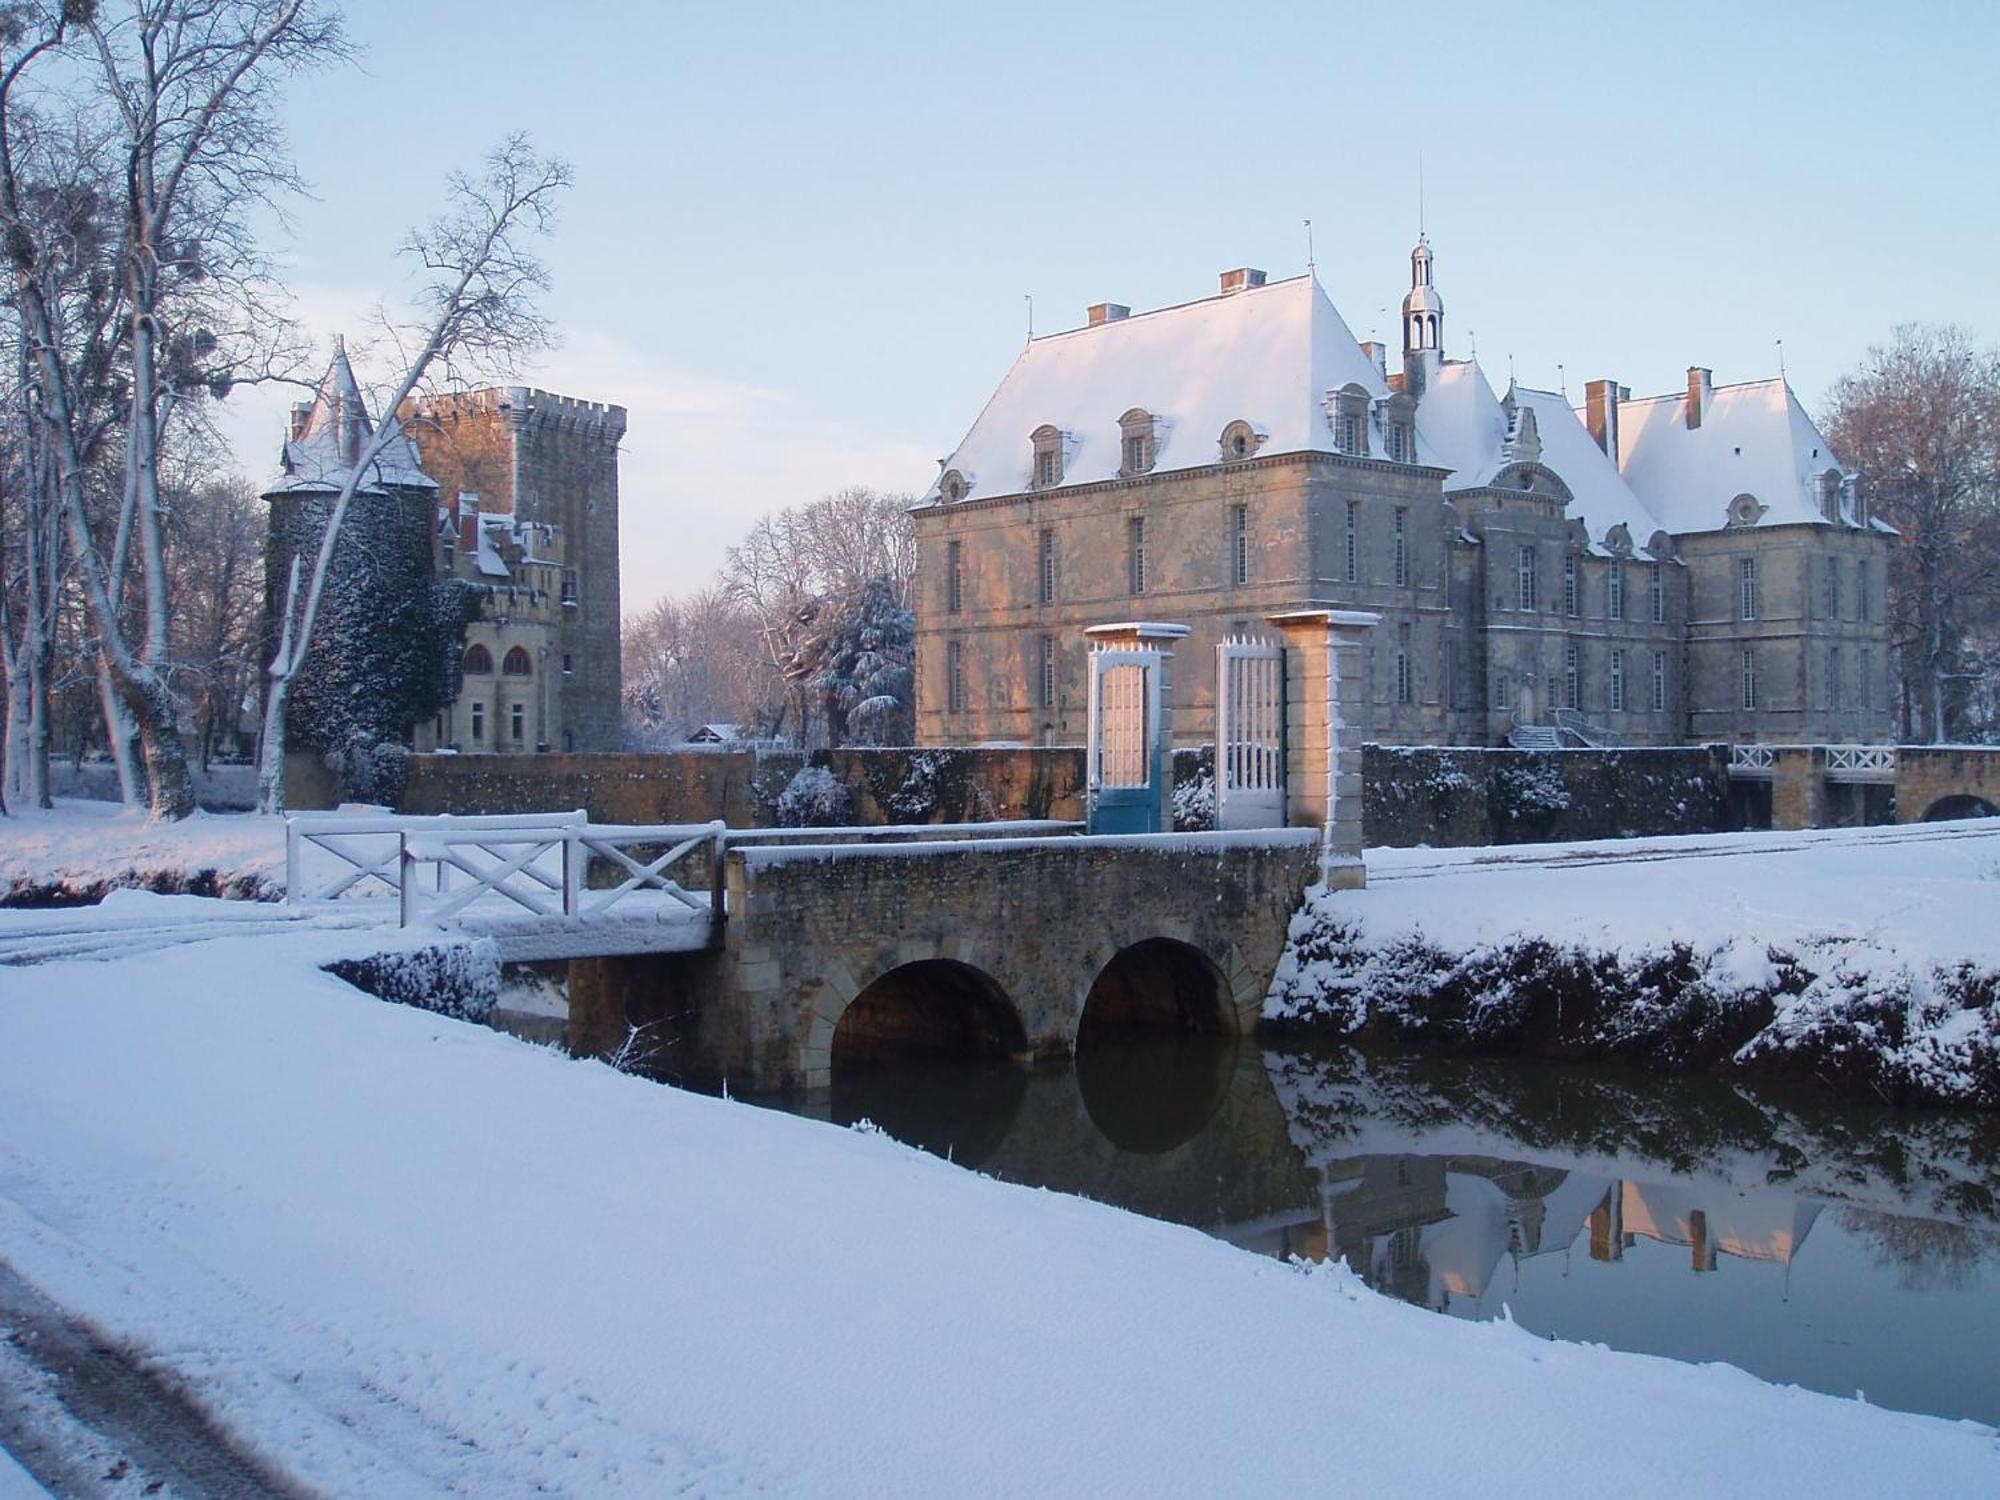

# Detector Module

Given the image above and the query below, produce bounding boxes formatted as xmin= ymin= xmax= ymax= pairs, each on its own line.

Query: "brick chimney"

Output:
xmin=1360 ymin=341 xmax=1390 ymax=381
xmin=1087 ymin=302 xmax=1130 ymax=327
xmin=1686 ymin=367 xmax=1712 ymax=430
xmin=1584 ymin=378 xmax=1621 ymax=462
xmin=1219 ymin=267 xmax=1268 ymax=296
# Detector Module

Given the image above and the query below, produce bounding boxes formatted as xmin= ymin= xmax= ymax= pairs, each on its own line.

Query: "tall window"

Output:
xmin=1338 ymin=413 xmax=1359 ymax=453
xmin=462 ymin=643 xmax=493 ymax=675
xmin=510 ymin=702 xmax=525 ymax=743
xmin=561 ymin=569 xmax=579 ymax=606
xmin=1038 ymin=528 xmax=1056 ymax=604
xmin=1861 ymin=647 xmax=1873 ymax=712
xmin=502 ymin=646 xmax=532 ymax=676
xmin=1609 ymin=649 xmax=1626 ymax=712
xmin=1517 ymin=546 xmax=1539 ymax=612
xmin=1126 ymin=433 xmax=1149 ymax=474
xmin=1345 ymin=502 xmax=1359 ymax=584
xmin=1395 ymin=623 xmax=1412 ymax=705
xmin=1563 ymin=554 xmax=1579 ymax=617
xmin=1128 ymin=516 xmax=1147 ymax=595
xmin=1039 ymin=635 xmax=1056 ymax=710
xmin=1388 ymin=422 xmax=1407 ymax=462
xmin=1035 ymin=448 xmax=1057 ymax=487
xmin=1651 ymin=650 xmax=1666 ymax=713
xmin=947 ymin=640 xmax=966 ymax=713
xmin=1393 ymin=507 xmax=1409 ymax=588
xmin=1824 ymin=556 xmax=1839 ymax=619
xmin=1649 ymin=562 xmax=1664 ymax=624
xmin=1741 ymin=648 xmax=1757 ymax=711
xmin=1858 ymin=559 xmax=1871 ymax=623
xmin=946 ymin=540 xmax=963 ymax=614
xmin=1231 ymin=504 xmax=1250 ymax=587
xmin=1495 ymin=670 xmax=1511 ymax=711
xmin=1739 ymin=557 xmax=1758 ymax=621
xmin=1564 ymin=642 xmax=1579 ymax=710
xmin=471 ymin=702 xmax=485 ymax=742
xmin=1828 ymin=646 xmax=1843 ymax=712
xmin=1607 ymin=560 xmax=1624 ymax=621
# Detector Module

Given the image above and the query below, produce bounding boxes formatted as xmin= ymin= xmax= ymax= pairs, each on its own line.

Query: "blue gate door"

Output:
xmin=1087 ymin=647 xmax=1163 ymax=834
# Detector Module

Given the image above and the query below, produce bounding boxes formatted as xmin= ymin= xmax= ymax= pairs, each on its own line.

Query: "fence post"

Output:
xmin=284 ymin=819 xmax=301 ymax=905
xmin=398 ymin=832 xmax=415 ymax=928
xmin=563 ymin=830 xmax=583 ymax=921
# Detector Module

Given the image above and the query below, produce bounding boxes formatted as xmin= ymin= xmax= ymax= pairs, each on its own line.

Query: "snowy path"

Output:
xmin=1 ymin=938 xmax=1995 ymax=1496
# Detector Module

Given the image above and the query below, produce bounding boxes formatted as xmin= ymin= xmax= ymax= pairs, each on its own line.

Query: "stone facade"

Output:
xmin=911 ymin=249 xmax=1896 ymax=752
xmin=401 ymin=387 xmax=627 ymax=753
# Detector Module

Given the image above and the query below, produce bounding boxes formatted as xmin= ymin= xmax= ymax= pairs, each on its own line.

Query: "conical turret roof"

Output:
xmin=265 ymin=342 xmax=437 ymax=498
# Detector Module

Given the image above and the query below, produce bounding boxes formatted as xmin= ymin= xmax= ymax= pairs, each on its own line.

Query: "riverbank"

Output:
xmin=0 ymin=800 xmax=283 ymax=906
xmin=1 ymin=934 xmax=1993 ymax=1494
xmin=1268 ymin=822 xmax=2000 ymax=1107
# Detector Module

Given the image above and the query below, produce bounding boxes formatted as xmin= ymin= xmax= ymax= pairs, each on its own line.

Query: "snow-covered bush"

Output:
xmin=324 ymin=937 xmax=500 ymax=1023
xmin=1173 ymin=768 xmax=1215 ymax=832
xmin=776 ymin=765 xmax=854 ymax=827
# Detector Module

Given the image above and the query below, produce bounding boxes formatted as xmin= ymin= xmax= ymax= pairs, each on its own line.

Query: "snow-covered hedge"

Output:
xmin=1268 ymin=893 xmax=2000 ymax=1108
xmin=324 ymin=937 xmax=501 ymax=1024
xmin=774 ymin=765 xmax=855 ymax=827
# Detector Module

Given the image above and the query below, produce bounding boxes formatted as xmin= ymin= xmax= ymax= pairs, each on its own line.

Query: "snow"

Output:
xmin=0 ymin=929 xmax=1993 ymax=1496
xmin=0 ymin=800 xmax=285 ymax=900
xmin=264 ymin=345 xmax=436 ymax=498
xmin=0 ymin=1446 xmax=45 ymax=1500
xmin=1614 ymin=376 xmax=1852 ymax=534
xmin=920 ymin=274 xmax=1438 ymax=504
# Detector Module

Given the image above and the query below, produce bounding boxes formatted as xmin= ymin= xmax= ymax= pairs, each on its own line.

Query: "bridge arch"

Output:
xmin=1921 ymin=793 xmax=1999 ymax=822
xmin=1074 ymin=937 xmax=1241 ymax=1154
xmin=825 ymin=957 xmax=1028 ymax=1074
xmin=1077 ymin=937 xmax=1235 ymax=1044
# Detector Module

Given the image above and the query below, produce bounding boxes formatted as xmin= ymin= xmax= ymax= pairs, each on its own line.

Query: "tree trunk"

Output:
xmin=96 ymin=650 xmax=144 ymax=805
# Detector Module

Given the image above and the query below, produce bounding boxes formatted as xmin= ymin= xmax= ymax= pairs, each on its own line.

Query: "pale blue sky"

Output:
xmin=215 ymin=0 xmax=2000 ymax=608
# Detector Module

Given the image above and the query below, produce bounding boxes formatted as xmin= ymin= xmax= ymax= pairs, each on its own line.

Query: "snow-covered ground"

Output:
xmin=1 ymin=930 xmax=1995 ymax=1495
xmin=0 ymin=799 xmax=284 ymax=901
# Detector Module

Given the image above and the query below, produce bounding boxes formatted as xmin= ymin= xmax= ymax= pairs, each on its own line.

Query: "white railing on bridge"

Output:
xmin=286 ymin=811 xmax=725 ymax=931
xmin=1823 ymin=744 xmax=1898 ymax=782
xmin=1728 ymin=745 xmax=1778 ymax=778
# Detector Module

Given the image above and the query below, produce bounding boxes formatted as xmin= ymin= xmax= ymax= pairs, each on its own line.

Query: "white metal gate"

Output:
xmin=1215 ymin=637 xmax=1286 ymax=829
xmin=1087 ymin=646 xmax=1164 ymax=833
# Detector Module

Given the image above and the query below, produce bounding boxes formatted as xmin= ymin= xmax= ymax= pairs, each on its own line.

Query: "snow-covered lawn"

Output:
xmin=1 ymin=933 xmax=1995 ymax=1495
xmin=0 ymin=800 xmax=284 ymax=901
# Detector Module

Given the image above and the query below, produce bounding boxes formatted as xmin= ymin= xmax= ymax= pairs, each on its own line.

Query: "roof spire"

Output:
xmin=1401 ymin=221 xmax=1443 ymax=396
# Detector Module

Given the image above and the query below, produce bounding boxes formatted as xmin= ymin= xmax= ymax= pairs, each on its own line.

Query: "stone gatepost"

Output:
xmin=1082 ymin=621 xmax=1190 ymax=835
xmin=1268 ymin=608 xmax=1380 ymax=889
xmin=1769 ymin=746 xmax=1827 ymax=830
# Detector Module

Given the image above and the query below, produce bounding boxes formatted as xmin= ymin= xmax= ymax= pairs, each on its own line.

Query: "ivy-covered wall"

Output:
xmin=1363 ymin=744 xmax=1736 ymax=847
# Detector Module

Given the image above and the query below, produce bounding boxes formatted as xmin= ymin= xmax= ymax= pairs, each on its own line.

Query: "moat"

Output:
xmin=747 ymin=1038 xmax=2000 ymax=1427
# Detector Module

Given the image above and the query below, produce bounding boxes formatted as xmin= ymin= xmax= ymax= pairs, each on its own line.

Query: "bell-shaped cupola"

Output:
xmin=1401 ymin=235 xmax=1445 ymax=398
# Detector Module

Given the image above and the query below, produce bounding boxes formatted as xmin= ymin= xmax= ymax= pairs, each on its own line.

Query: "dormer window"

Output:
xmin=1387 ymin=421 xmax=1407 ymax=462
xmin=1727 ymin=493 xmax=1764 ymax=529
xmin=1118 ymin=409 xmax=1156 ymax=477
xmin=940 ymin=469 xmax=968 ymax=504
xmin=1219 ymin=419 xmax=1262 ymax=463
xmin=1329 ymin=384 xmax=1371 ymax=457
xmin=1030 ymin=425 xmax=1064 ymax=489
xmin=1816 ymin=470 xmax=1843 ymax=523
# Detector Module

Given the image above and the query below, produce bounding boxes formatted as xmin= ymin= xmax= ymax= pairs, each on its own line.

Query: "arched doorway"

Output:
xmin=1922 ymin=794 xmax=1999 ymax=822
xmin=828 ymin=960 xmax=1028 ymax=1167
xmin=1075 ymin=939 xmax=1237 ymax=1154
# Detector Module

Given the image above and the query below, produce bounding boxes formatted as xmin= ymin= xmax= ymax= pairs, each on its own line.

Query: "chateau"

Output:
xmin=264 ymin=350 xmax=625 ymax=764
xmin=911 ymin=244 xmax=1896 ymax=750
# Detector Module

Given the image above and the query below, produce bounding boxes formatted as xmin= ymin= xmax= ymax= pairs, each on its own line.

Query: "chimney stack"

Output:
xmin=1584 ymin=378 xmax=1622 ymax=462
xmin=1219 ymin=267 xmax=1268 ymax=296
xmin=1087 ymin=302 xmax=1130 ymax=328
xmin=1686 ymin=367 xmax=1712 ymax=430
xmin=1360 ymin=341 xmax=1390 ymax=381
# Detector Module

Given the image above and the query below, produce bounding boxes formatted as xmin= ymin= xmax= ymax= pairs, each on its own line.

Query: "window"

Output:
xmin=562 ymin=569 xmax=579 ymax=607
xmin=1607 ymin=560 xmax=1624 ymax=621
xmin=1517 ymin=546 xmax=1539 ymax=612
xmin=1388 ymin=421 xmax=1408 ymax=463
xmin=1861 ymin=647 xmax=1873 ymax=712
xmin=1338 ymin=413 xmax=1360 ymax=454
xmin=1396 ymin=623 xmax=1411 ymax=705
xmin=1038 ymin=528 xmax=1056 ymax=604
xmin=1563 ymin=554 xmax=1579 ymax=617
xmin=1824 ymin=556 xmax=1839 ymax=620
xmin=1649 ymin=562 xmax=1665 ymax=624
xmin=462 ymin=643 xmax=493 ymax=675
xmin=1231 ymin=504 xmax=1249 ymax=586
xmin=502 ymin=646 xmax=532 ymax=676
xmin=1858 ymin=559 xmax=1870 ymax=623
xmin=947 ymin=640 xmax=966 ymax=713
xmin=1039 ymin=635 xmax=1056 ymax=710
xmin=1128 ymin=516 xmax=1146 ymax=595
xmin=510 ymin=702 xmax=525 ymax=743
xmin=1564 ymin=642 xmax=1579 ymax=710
xmin=1741 ymin=648 xmax=1757 ymax=711
xmin=1393 ymin=508 xmax=1409 ymax=588
xmin=1828 ymin=646 xmax=1843 ymax=713
xmin=1609 ymin=649 xmax=1626 ymax=712
xmin=1739 ymin=557 xmax=1758 ymax=621
xmin=1126 ymin=434 xmax=1149 ymax=473
xmin=1651 ymin=650 xmax=1667 ymax=713
xmin=562 ymin=653 xmax=574 ymax=675
xmin=1495 ymin=670 xmax=1511 ymax=711
xmin=1345 ymin=502 xmax=1359 ymax=584
xmin=947 ymin=540 xmax=964 ymax=614
xmin=471 ymin=701 xmax=485 ymax=742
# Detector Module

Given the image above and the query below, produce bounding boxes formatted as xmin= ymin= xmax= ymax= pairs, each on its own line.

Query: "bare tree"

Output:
xmin=1824 ymin=325 xmax=2000 ymax=742
xmin=256 ymin=135 xmax=570 ymax=813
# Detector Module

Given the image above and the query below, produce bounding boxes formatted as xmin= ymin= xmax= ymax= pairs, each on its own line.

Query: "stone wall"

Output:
xmin=1362 ymin=744 xmax=1735 ymax=847
xmin=1895 ymin=746 xmax=2000 ymax=823
xmin=397 ymin=746 xmax=1088 ymax=827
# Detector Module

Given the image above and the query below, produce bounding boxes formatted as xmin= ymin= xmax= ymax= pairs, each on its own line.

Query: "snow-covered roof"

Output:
xmin=265 ymin=346 xmax=437 ymax=499
xmin=920 ymin=274 xmax=1444 ymax=505
xmin=1415 ymin=360 xmax=1667 ymax=555
xmin=1612 ymin=377 xmax=1853 ymax=535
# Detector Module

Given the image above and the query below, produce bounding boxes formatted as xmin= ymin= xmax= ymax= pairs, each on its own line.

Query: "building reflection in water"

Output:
xmin=1234 ymin=1154 xmax=1825 ymax=1314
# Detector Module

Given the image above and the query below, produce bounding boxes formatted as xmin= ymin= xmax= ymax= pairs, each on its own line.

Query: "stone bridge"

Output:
xmin=1892 ymin=747 xmax=2000 ymax=823
xmin=569 ymin=828 xmax=1322 ymax=1093
xmin=1730 ymin=744 xmax=2000 ymax=827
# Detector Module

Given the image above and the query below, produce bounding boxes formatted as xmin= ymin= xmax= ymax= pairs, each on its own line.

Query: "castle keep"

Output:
xmin=911 ymin=243 xmax=1895 ymax=750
